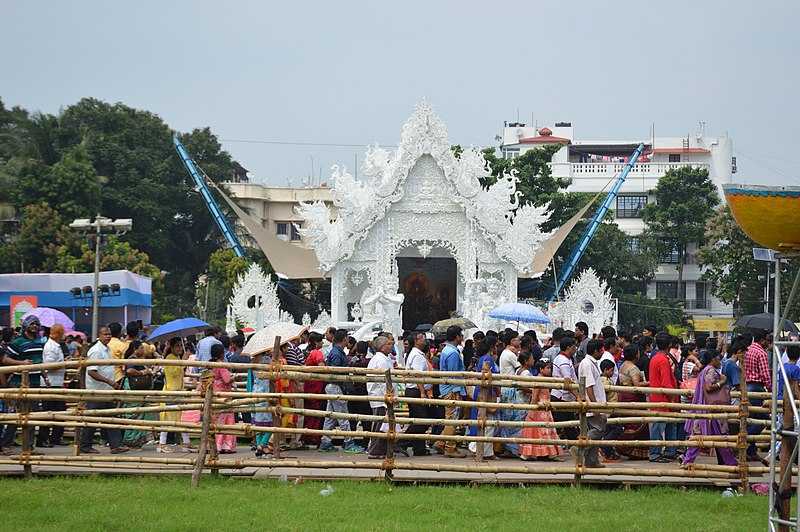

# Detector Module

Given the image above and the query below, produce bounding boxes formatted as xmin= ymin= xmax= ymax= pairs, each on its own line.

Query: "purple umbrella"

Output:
xmin=21 ymin=307 xmax=75 ymax=330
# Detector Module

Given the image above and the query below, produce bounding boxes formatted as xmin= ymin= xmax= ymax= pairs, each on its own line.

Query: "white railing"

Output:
xmin=550 ymin=161 xmax=709 ymax=179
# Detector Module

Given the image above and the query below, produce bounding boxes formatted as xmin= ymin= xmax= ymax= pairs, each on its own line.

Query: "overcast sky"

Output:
xmin=3 ymin=1 xmax=798 ymax=187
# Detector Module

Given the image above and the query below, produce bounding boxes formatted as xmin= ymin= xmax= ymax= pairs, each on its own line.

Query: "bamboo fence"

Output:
xmin=0 ymin=356 xmax=787 ymax=491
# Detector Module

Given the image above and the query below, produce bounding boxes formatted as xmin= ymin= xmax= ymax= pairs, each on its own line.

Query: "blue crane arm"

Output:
xmin=549 ymin=143 xmax=645 ymax=301
xmin=173 ymin=135 xmax=246 ymax=258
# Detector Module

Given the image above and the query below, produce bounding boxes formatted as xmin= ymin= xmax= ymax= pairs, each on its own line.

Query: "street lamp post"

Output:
xmin=69 ymin=215 xmax=132 ymax=340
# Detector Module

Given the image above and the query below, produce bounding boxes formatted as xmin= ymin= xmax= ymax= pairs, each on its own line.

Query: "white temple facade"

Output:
xmin=296 ymin=102 xmax=552 ymax=335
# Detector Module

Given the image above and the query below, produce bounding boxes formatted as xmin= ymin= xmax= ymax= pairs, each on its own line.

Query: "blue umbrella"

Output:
xmin=147 ymin=317 xmax=211 ymax=343
xmin=487 ymin=302 xmax=550 ymax=326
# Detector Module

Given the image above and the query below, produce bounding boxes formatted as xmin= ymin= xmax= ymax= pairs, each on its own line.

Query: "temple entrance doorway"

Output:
xmin=397 ymin=256 xmax=457 ymax=331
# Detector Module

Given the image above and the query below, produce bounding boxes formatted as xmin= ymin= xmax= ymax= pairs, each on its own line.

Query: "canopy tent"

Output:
xmin=0 ymin=270 xmax=152 ymax=331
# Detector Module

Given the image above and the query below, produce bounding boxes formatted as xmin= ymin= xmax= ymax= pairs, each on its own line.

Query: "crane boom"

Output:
xmin=173 ymin=135 xmax=246 ymax=258
xmin=549 ymin=143 xmax=645 ymax=301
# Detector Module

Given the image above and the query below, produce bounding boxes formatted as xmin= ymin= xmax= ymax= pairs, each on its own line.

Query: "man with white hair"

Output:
xmin=366 ymin=335 xmax=395 ymax=459
xmin=39 ymin=323 xmax=68 ymax=447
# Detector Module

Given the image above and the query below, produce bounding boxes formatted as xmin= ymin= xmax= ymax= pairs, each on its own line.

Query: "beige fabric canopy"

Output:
xmin=523 ymin=188 xmax=608 ymax=278
xmin=207 ymin=180 xmax=325 ymax=279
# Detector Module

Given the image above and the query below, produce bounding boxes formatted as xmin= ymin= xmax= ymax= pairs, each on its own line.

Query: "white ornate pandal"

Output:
xmin=295 ymin=101 xmax=553 ymax=335
xmin=228 ymin=263 xmax=293 ymax=330
xmin=548 ymin=268 xmax=616 ymax=335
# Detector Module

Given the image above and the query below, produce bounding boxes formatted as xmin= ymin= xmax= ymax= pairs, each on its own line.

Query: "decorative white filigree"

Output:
xmin=416 ymin=242 xmax=433 ymax=259
xmin=310 ymin=310 xmax=333 ymax=332
xmin=349 ymin=269 xmax=365 ymax=286
xmin=301 ymin=313 xmax=312 ymax=327
xmin=225 ymin=304 xmax=236 ymax=336
xmin=350 ymin=303 xmax=363 ymax=323
xmin=297 ymin=101 xmax=552 ymax=335
xmin=229 ymin=264 xmax=292 ymax=330
xmin=296 ymin=101 xmax=551 ymax=274
xmin=548 ymin=268 xmax=616 ymax=335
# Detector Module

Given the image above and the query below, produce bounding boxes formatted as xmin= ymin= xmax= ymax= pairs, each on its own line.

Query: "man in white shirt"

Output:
xmin=366 ymin=336 xmax=395 ymax=459
xmin=403 ymin=333 xmax=432 ymax=456
xmin=550 ymin=337 xmax=579 ymax=440
xmin=577 ymin=339 xmax=607 ymax=468
xmin=195 ymin=327 xmax=222 ymax=363
xmin=499 ymin=335 xmax=521 ymax=376
xmin=39 ymin=324 xmax=67 ymax=446
xmin=599 ymin=337 xmax=619 ymax=385
xmin=81 ymin=327 xmax=129 ymax=454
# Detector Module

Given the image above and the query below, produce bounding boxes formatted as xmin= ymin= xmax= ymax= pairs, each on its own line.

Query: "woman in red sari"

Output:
xmin=302 ymin=332 xmax=326 ymax=446
xmin=519 ymin=359 xmax=562 ymax=461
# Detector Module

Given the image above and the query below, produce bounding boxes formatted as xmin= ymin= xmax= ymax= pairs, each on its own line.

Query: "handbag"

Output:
xmin=127 ymin=373 xmax=153 ymax=390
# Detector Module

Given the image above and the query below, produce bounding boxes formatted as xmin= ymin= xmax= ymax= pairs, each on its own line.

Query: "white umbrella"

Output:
xmin=242 ymin=322 xmax=308 ymax=357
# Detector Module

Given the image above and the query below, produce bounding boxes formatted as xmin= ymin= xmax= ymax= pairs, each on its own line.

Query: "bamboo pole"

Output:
xmin=475 ymin=361 xmax=489 ymax=463
xmin=269 ymin=335 xmax=282 ymax=459
xmin=75 ymin=351 xmax=86 ymax=457
xmin=191 ymin=383 xmax=214 ymax=488
xmin=777 ymin=381 xmax=798 ymax=530
xmin=384 ymin=368 xmax=395 ymax=481
xmin=0 ymin=358 xmax=788 ymax=403
xmin=737 ymin=350 xmax=750 ymax=494
xmin=20 ymin=371 xmax=32 ymax=479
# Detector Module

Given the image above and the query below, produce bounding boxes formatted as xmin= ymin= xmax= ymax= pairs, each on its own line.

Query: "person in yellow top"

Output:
xmin=108 ymin=322 xmax=156 ymax=382
xmin=158 ymin=337 xmax=195 ymax=453
xmin=107 ymin=322 xmax=129 ymax=382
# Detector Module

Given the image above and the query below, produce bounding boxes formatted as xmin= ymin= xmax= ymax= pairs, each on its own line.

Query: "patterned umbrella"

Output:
xmin=431 ymin=317 xmax=477 ymax=335
xmin=21 ymin=307 xmax=75 ymax=330
xmin=242 ymin=322 xmax=308 ymax=357
xmin=487 ymin=302 xmax=550 ymax=325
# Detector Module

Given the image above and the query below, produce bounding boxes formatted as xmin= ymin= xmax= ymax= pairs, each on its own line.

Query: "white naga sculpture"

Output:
xmin=295 ymin=101 xmax=553 ymax=336
xmin=549 ymin=268 xmax=616 ymax=335
xmin=228 ymin=263 xmax=293 ymax=331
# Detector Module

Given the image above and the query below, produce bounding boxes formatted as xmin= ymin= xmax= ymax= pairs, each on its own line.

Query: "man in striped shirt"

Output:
xmin=1 ymin=315 xmax=44 ymax=449
xmin=744 ymin=329 xmax=772 ymax=459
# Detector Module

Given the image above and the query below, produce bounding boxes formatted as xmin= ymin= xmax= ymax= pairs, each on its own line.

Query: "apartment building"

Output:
xmin=500 ymin=121 xmax=736 ymax=332
xmin=223 ymin=182 xmax=333 ymax=248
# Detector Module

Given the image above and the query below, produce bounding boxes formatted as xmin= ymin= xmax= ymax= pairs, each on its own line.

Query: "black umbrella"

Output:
xmin=734 ymin=312 xmax=799 ymax=334
xmin=414 ymin=323 xmax=433 ymax=332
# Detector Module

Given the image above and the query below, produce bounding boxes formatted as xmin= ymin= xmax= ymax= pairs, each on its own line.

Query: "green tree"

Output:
xmin=698 ymin=205 xmax=800 ymax=317
xmin=641 ymin=167 xmax=720 ymax=292
xmin=480 ymin=145 xmax=565 ymax=205
xmin=14 ymin=143 xmax=101 ymax=221
xmin=617 ymin=294 xmax=684 ymax=334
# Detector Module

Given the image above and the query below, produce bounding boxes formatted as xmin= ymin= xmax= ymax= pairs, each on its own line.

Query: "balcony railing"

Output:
xmin=683 ymin=299 xmax=710 ymax=310
xmin=550 ymin=161 xmax=709 ymax=179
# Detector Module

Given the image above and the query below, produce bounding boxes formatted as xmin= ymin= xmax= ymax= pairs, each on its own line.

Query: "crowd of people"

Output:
xmin=0 ymin=315 xmax=794 ymax=469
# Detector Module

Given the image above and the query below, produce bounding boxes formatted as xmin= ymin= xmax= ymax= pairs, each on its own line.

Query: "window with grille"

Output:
xmin=276 ymin=222 xmax=288 ymax=236
xmin=668 ymin=154 xmax=681 ymax=162
xmin=616 ymin=195 xmax=648 ymax=218
xmin=660 ymin=240 xmax=680 ymax=264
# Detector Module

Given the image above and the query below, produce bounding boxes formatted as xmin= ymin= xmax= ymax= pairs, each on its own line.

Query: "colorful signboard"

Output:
xmin=10 ymin=295 xmax=37 ymax=328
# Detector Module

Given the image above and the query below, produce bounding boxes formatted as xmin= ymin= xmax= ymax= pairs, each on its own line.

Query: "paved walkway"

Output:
xmin=0 ymin=444 xmax=768 ymax=487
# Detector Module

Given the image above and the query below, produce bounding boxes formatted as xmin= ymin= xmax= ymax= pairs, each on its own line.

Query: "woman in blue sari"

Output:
xmin=247 ymin=352 xmax=273 ymax=457
xmin=496 ymin=352 xmax=534 ymax=456
xmin=467 ymin=341 xmax=500 ymax=459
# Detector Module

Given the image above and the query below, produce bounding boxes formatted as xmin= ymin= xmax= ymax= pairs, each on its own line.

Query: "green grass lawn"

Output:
xmin=0 ymin=476 xmax=765 ymax=531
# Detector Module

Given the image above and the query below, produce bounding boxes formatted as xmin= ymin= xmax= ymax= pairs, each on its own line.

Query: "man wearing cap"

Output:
xmin=1 ymin=315 xmax=45 ymax=449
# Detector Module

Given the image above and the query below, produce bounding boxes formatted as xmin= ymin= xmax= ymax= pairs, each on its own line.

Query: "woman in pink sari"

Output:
xmin=210 ymin=344 xmax=237 ymax=453
xmin=682 ymin=351 xmax=736 ymax=466
xmin=519 ymin=359 xmax=562 ymax=461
